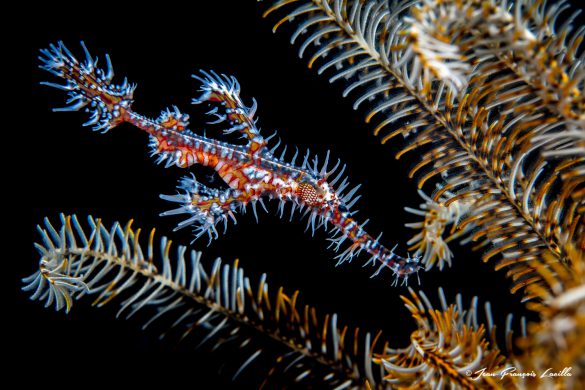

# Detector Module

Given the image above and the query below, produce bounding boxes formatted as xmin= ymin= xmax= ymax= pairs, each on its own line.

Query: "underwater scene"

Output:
xmin=14 ymin=1 xmax=585 ymax=388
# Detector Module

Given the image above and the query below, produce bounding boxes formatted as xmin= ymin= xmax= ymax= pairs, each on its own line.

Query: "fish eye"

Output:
xmin=338 ymin=203 xmax=349 ymax=214
xmin=297 ymin=182 xmax=321 ymax=206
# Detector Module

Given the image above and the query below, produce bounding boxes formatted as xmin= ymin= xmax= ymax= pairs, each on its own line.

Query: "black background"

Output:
xmin=11 ymin=0 xmax=582 ymax=388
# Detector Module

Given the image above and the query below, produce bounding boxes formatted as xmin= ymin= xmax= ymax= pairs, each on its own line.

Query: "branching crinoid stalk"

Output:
xmin=376 ymin=288 xmax=517 ymax=389
xmin=404 ymin=190 xmax=476 ymax=270
xmin=24 ymin=214 xmax=514 ymax=388
xmin=512 ymin=243 xmax=585 ymax=388
xmin=262 ymin=0 xmax=584 ymax=300
xmin=22 ymin=214 xmax=388 ymax=388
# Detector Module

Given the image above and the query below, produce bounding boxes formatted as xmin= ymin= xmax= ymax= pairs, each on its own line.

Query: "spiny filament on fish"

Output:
xmin=39 ymin=41 xmax=422 ymax=284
